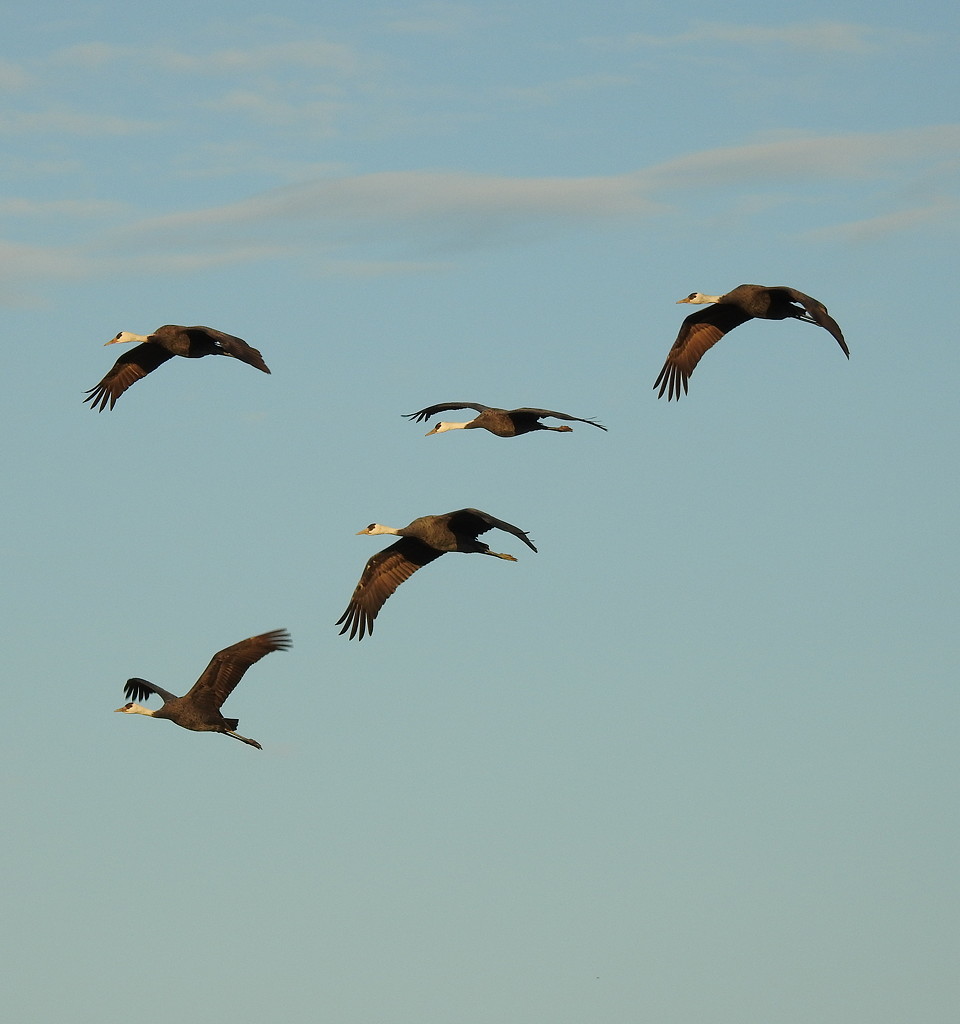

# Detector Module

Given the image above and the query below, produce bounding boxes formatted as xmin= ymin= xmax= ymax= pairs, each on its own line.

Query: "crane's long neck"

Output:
xmin=107 ymin=331 xmax=150 ymax=346
xmin=118 ymin=702 xmax=156 ymax=716
xmin=361 ymin=524 xmax=401 ymax=537
xmin=426 ymin=421 xmax=471 ymax=435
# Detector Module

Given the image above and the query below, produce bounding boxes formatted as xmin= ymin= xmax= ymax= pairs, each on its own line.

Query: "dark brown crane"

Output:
xmin=113 ymin=629 xmax=291 ymax=749
xmin=336 ymin=509 xmax=537 ymax=640
xmin=404 ymin=402 xmax=607 ymax=437
xmin=84 ymin=324 xmax=271 ymax=411
xmin=653 ymin=284 xmax=849 ymax=400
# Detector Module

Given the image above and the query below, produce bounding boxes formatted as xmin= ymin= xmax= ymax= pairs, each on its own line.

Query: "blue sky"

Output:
xmin=2 ymin=2 xmax=959 ymax=1022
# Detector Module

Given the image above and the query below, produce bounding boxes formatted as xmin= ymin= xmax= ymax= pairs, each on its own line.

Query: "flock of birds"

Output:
xmin=99 ymin=283 xmax=848 ymax=749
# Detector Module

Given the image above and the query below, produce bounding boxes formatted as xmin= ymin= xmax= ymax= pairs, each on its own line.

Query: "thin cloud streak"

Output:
xmin=3 ymin=126 xmax=957 ymax=290
xmin=0 ymin=58 xmax=29 ymax=90
xmin=802 ymin=197 xmax=960 ymax=243
xmin=0 ymin=197 xmax=132 ymax=218
xmin=140 ymin=170 xmax=662 ymax=229
xmin=594 ymin=20 xmax=919 ymax=55
xmin=0 ymin=109 xmax=162 ymax=136
xmin=8 ymin=37 xmax=389 ymax=143
xmin=501 ymin=73 xmax=635 ymax=105
xmin=644 ymin=125 xmax=960 ymax=189
xmin=202 ymin=91 xmax=345 ymax=132
xmin=51 ymin=39 xmax=379 ymax=76
xmin=382 ymin=2 xmax=497 ymax=36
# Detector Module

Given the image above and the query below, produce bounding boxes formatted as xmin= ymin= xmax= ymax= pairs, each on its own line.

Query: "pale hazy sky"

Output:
xmin=2 ymin=3 xmax=959 ymax=1022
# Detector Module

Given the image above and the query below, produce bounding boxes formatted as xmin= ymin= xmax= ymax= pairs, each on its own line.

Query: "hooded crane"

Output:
xmin=113 ymin=629 xmax=291 ymax=749
xmin=653 ymin=284 xmax=849 ymax=400
xmin=84 ymin=324 xmax=271 ymax=411
xmin=336 ymin=508 xmax=536 ymax=640
xmin=404 ymin=402 xmax=607 ymax=437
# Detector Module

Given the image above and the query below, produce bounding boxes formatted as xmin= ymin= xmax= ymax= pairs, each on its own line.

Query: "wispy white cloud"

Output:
xmin=0 ymin=108 xmax=162 ymax=136
xmin=0 ymin=197 xmax=132 ymax=218
xmin=89 ymin=169 xmax=663 ymax=274
xmin=801 ymin=197 xmax=960 ymax=243
xmin=642 ymin=126 xmax=960 ymax=189
xmin=172 ymin=143 xmax=349 ymax=183
xmin=51 ymin=39 xmax=379 ymax=76
xmin=131 ymin=126 xmax=957 ymax=246
xmin=202 ymin=91 xmax=345 ymax=133
xmin=139 ymin=169 xmax=661 ymax=229
xmin=0 ymin=239 xmax=95 ymax=280
xmin=3 ymin=126 xmax=957 ymax=290
xmin=0 ymin=235 xmax=297 ymax=285
xmin=593 ymin=20 xmax=921 ymax=55
xmin=382 ymin=2 xmax=494 ymax=36
xmin=0 ymin=58 xmax=29 ymax=90
xmin=317 ymin=258 xmax=457 ymax=277
xmin=7 ymin=36 xmax=386 ymax=144
xmin=500 ymin=73 xmax=635 ymax=105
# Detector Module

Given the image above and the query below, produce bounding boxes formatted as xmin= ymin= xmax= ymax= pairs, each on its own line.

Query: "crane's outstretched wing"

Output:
xmin=184 ymin=629 xmax=291 ymax=713
xmin=337 ymin=538 xmax=443 ymax=640
xmin=84 ymin=344 xmax=176 ymax=411
xmin=509 ymin=408 xmax=607 ymax=430
xmin=183 ymin=326 xmax=271 ymax=373
xmin=122 ymin=678 xmax=179 ymax=705
xmin=653 ymin=303 xmax=753 ymax=401
xmin=775 ymin=289 xmax=850 ymax=357
xmin=446 ymin=508 xmax=538 ymax=552
xmin=403 ymin=402 xmax=491 ymax=423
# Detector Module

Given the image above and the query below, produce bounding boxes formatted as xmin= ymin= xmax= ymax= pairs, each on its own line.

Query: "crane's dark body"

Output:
xmin=85 ymin=325 xmax=271 ymax=411
xmin=404 ymin=402 xmax=607 ymax=437
xmin=115 ymin=629 xmax=291 ymax=749
xmin=123 ymin=682 xmax=246 ymax=734
xmin=653 ymin=284 xmax=849 ymax=400
xmin=337 ymin=508 xmax=537 ymax=641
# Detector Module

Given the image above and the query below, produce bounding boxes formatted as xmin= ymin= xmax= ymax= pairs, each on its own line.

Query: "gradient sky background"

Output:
xmin=2 ymin=2 xmax=959 ymax=1022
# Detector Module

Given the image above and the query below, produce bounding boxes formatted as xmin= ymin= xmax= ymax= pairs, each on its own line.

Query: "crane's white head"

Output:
xmin=425 ymin=421 xmax=469 ymax=435
xmin=114 ymin=702 xmax=155 ymax=716
xmin=677 ymin=293 xmax=721 ymax=305
xmin=356 ymin=523 xmax=400 ymax=537
xmin=105 ymin=331 xmax=148 ymax=346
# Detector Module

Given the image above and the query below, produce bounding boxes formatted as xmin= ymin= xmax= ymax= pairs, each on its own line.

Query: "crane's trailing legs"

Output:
xmin=225 ymin=730 xmax=262 ymax=749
